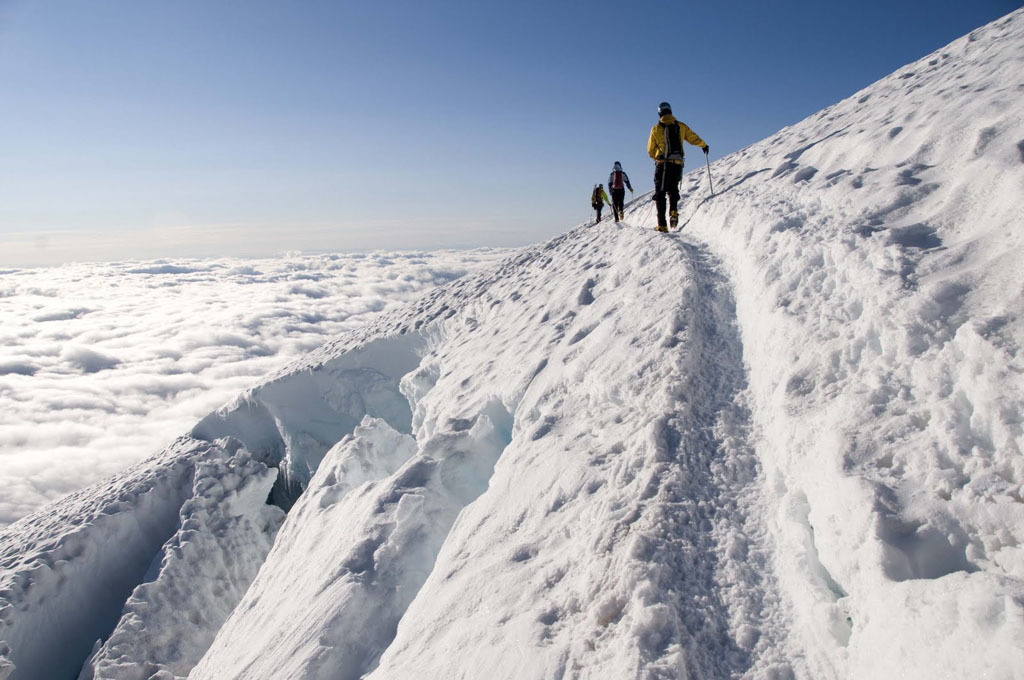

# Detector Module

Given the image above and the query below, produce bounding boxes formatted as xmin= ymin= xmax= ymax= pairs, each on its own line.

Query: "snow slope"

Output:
xmin=627 ymin=11 xmax=1024 ymax=678
xmin=2 ymin=9 xmax=1024 ymax=680
xmin=190 ymin=223 xmax=779 ymax=680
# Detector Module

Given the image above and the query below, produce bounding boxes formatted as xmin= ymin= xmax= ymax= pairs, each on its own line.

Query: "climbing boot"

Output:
xmin=670 ymin=211 xmax=678 ymax=229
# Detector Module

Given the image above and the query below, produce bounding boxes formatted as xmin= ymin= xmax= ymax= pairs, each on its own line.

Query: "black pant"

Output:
xmin=653 ymin=162 xmax=683 ymax=226
xmin=611 ymin=188 xmax=625 ymax=219
xmin=593 ymin=204 xmax=602 ymax=222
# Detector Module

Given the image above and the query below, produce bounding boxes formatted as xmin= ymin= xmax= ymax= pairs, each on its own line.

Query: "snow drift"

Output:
xmin=2 ymin=9 xmax=1023 ymax=680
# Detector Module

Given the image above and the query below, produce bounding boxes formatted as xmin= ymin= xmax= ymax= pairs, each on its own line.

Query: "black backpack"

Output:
xmin=662 ymin=123 xmax=684 ymax=162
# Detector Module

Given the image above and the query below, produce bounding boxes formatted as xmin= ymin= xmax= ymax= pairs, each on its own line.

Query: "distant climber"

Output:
xmin=607 ymin=162 xmax=633 ymax=222
xmin=648 ymin=101 xmax=708 ymax=232
xmin=591 ymin=184 xmax=611 ymax=223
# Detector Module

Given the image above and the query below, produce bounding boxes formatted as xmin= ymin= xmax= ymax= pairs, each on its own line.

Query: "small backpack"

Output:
xmin=611 ymin=171 xmax=624 ymax=189
xmin=662 ymin=123 xmax=684 ymax=162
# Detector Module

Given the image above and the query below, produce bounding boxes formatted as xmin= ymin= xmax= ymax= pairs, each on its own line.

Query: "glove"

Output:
xmin=629 ymin=188 xmax=634 ymax=193
xmin=703 ymin=145 xmax=710 ymax=155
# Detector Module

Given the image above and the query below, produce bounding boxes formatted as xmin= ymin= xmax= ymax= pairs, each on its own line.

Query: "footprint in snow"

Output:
xmin=895 ymin=163 xmax=933 ymax=187
xmin=568 ymin=324 xmax=596 ymax=345
xmin=824 ymin=169 xmax=851 ymax=186
xmin=577 ymin=278 xmax=596 ymax=306
xmin=510 ymin=545 xmax=537 ymax=563
xmin=888 ymin=224 xmax=942 ymax=250
xmin=531 ymin=416 xmax=557 ymax=440
xmin=793 ymin=166 xmax=818 ymax=183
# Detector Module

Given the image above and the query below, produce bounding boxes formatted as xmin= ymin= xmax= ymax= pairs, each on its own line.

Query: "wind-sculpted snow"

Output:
xmin=2 ymin=9 xmax=1024 ymax=680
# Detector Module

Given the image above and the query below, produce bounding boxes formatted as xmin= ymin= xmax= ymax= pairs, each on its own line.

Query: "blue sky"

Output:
xmin=1 ymin=0 xmax=1019 ymax=265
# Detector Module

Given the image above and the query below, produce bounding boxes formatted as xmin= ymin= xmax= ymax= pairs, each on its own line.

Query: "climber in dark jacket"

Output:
xmin=607 ymin=162 xmax=633 ymax=222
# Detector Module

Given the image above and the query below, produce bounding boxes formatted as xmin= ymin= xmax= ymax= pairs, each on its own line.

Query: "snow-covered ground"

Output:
xmin=2 ymin=9 xmax=1024 ymax=680
xmin=0 ymin=249 xmax=510 ymax=526
xmin=661 ymin=13 xmax=1024 ymax=677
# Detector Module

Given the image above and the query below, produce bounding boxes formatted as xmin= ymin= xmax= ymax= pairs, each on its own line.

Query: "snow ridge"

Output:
xmin=179 ymin=220 xmax=793 ymax=679
xmin=358 ymin=226 xmax=786 ymax=680
xmin=1 ymin=9 xmax=1023 ymax=680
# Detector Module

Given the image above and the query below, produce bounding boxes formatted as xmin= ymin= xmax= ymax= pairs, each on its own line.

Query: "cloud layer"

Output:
xmin=0 ymin=249 xmax=511 ymax=527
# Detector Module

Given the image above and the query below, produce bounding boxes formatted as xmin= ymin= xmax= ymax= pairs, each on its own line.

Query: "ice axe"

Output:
xmin=704 ymin=148 xmax=715 ymax=196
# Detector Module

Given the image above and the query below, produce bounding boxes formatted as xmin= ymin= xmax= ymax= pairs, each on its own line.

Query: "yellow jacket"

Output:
xmin=591 ymin=186 xmax=610 ymax=207
xmin=648 ymin=114 xmax=706 ymax=165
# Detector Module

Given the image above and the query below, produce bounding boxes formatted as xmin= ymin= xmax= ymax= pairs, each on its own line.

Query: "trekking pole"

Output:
xmin=704 ymin=151 xmax=715 ymax=196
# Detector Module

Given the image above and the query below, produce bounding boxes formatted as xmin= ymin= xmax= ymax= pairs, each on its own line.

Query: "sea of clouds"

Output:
xmin=0 ymin=249 xmax=512 ymax=527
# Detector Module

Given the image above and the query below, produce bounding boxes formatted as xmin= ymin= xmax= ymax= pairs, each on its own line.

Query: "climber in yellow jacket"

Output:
xmin=591 ymin=184 xmax=611 ymax=223
xmin=648 ymin=101 xmax=709 ymax=232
